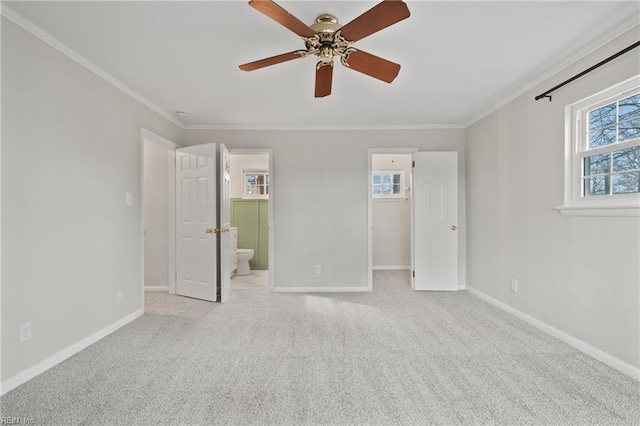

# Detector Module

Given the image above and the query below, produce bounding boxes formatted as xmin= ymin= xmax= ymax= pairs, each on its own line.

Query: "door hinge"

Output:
xmin=412 ymin=270 xmax=415 ymax=278
xmin=412 ymin=161 xmax=415 ymax=168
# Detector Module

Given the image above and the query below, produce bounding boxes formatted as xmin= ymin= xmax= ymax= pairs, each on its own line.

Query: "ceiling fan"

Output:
xmin=239 ymin=0 xmax=410 ymax=98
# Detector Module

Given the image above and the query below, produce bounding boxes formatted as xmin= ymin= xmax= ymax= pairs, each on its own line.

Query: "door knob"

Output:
xmin=451 ymin=225 xmax=457 ymax=231
xmin=206 ymin=228 xmax=213 ymax=234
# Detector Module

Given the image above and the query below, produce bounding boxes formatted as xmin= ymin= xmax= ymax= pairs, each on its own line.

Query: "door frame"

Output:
xmin=140 ymin=128 xmax=179 ymax=310
xmin=228 ymin=149 xmax=275 ymax=292
xmin=367 ymin=148 xmax=417 ymax=291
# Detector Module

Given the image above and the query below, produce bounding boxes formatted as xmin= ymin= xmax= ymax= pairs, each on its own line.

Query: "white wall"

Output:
xmin=143 ymin=139 xmax=171 ymax=289
xmin=229 ymin=153 xmax=269 ymax=198
xmin=1 ymin=19 xmax=184 ymax=383
xmin=466 ymin=26 xmax=639 ymax=370
xmin=185 ymin=129 xmax=467 ymax=291
xmin=372 ymin=154 xmax=412 ymax=269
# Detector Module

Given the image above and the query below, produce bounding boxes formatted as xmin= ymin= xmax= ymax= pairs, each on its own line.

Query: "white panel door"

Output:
xmin=176 ymin=144 xmax=217 ymax=301
xmin=219 ymin=143 xmax=231 ymax=303
xmin=413 ymin=152 xmax=458 ymax=291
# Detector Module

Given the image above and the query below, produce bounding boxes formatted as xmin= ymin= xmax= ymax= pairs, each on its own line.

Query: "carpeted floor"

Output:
xmin=2 ymin=271 xmax=639 ymax=425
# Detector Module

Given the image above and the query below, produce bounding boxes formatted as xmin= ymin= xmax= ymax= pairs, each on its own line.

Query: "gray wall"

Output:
xmin=1 ymin=19 xmax=184 ymax=381
xmin=465 ymin=27 xmax=640 ymax=369
xmin=185 ymin=129 xmax=467 ymax=290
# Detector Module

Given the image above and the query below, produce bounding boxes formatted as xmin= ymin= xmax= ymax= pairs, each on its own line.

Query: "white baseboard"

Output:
xmin=373 ymin=266 xmax=411 ymax=271
xmin=1 ymin=309 xmax=144 ymax=395
xmin=144 ymin=286 xmax=169 ymax=292
xmin=466 ymin=286 xmax=639 ymax=381
xmin=273 ymin=286 xmax=370 ymax=293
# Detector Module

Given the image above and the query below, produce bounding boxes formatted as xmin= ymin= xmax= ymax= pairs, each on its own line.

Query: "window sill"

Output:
xmin=555 ymin=205 xmax=640 ymax=217
xmin=373 ymin=197 xmax=409 ymax=202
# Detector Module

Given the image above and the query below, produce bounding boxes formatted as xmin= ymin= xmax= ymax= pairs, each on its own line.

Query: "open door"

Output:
xmin=413 ymin=151 xmax=458 ymax=291
xmin=175 ymin=143 xmax=217 ymax=301
xmin=218 ymin=143 xmax=232 ymax=303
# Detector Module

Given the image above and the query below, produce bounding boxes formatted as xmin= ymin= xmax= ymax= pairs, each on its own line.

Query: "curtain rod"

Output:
xmin=535 ymin=41 xmax=640 ymax=101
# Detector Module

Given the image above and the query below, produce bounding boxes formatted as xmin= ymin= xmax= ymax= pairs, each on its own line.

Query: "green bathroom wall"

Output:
xmin=230 ymin=198 xmax=269 ymax=270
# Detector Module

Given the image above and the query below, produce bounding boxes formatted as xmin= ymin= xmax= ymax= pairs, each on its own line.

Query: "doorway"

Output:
xmin=228 ymin=150 xmax=274 ymax=292
xmin=367 ymin=149 xmax=416 ymax=290
xmin=141 ymin=129 xmax=177 ymax=308
xmin=142 ymin=136 xmax=275 ymax=305
xmin=368 ymin=151 xmax=415 ymax=290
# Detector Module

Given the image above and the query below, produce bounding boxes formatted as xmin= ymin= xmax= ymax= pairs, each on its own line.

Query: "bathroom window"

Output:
xmin=372 ymin=171 xmax=405 ymax=199
xmin=244 ymin=171 xmax=269 ymax=199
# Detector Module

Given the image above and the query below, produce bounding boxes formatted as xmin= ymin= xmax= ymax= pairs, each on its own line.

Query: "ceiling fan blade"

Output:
xmin=339 ymin=0 xmax=410 ymax=42
xmin=315 ymin=64 xmax=333 ymax=98
xmin=239 ymin=51 xmax=305 ymax=71
xmin=249 ymin=0 xmax=316 ymax=38
xmin=344 ymin=50 xmax=400 ymax=83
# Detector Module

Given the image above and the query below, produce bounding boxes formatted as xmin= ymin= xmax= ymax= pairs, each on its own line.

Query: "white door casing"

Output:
xmin=413 ymin=151 xmax=458 ymax=291
xmin=175 ymin=144 xmax=217 ymax=302
xmin=219 ymin=143 xmax=232 ymax=303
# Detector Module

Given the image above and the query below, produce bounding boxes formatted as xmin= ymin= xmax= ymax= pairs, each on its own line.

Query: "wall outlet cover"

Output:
xmin=20 ymin=322 xmax=32 ymax=343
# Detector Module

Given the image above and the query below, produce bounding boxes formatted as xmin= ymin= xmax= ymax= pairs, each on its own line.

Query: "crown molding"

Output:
xmin=1 ymin=5 xmax=186 ymax=129
xmin=464 ymin=17 xmax=640 ymax=128
xmin=184 ymin=123 xmax=466 ymax=131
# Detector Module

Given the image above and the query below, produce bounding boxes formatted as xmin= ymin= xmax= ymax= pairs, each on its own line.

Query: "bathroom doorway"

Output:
xmin=228 ymin=150 xmax=273 ymax=292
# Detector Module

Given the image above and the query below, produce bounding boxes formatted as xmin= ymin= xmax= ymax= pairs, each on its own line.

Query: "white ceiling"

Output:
xmin=3 ymin=1 xmax=639 ymax=129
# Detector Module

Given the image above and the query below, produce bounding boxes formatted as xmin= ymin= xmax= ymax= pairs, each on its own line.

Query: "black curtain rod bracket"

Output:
xmin=535 ymin=41 xmax=640 ymax=102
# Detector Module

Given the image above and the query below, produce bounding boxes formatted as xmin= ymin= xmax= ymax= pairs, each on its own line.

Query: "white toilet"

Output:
xmin=236 ymin=248 xmax=255 ymax=276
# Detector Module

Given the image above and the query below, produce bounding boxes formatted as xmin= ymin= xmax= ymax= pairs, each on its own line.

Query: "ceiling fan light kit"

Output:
xmin=239 ymin=0 xmax=410 ymax=98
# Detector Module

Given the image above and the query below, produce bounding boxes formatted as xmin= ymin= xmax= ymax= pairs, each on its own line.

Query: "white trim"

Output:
xmin=373 ymin=266 xmax=411 ymax=271
xmin=185 ymin=124 xmax=465 ymax=131
xmin=555 ymin=205 xmax=640 ymax=216
xmin=167 ymin=149 xmax=176 ymax=294
xmin=141 ymin=128 xmax=181 ymax=149
xmin=466 ymin=286 xmax=639 ymax=381
xmin=1 ymin=5 xmax=185 ymax=129
xmin=0 ymin=10 xmax=4 ymax=397
xmin=465 ymin=20 xmax=640 ymax=127
xmin=144 ymin=286 xmax=170 ymax=292
xmin=0 ymin=309 xmax=144 ymax=395
xmin=273 ymin=286 xmax=370 ymax=293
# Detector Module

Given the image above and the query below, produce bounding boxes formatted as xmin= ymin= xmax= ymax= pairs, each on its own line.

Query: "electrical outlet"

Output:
xmin=315 ymin=265 xmax=321 ymax=274
xmin=511 ymin=279 xmax=518 ymax=292
xmin=117 ymin=290 xmax=124 ymax=303
xmin=20 ymin=322 xmax=32 ymax=343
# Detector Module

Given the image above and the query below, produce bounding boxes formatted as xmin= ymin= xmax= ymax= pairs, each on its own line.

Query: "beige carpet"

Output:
xmin=1 ymin=271 xmax=638 ymax=425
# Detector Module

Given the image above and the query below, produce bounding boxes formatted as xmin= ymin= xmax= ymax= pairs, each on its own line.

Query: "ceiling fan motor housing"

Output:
xmin=311 ymin=14 xmax=342 ymax=43
xmin=307 ymin=14 xmax=355 ymax=67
